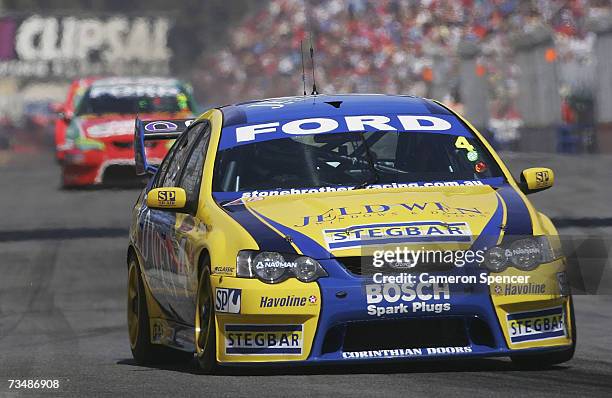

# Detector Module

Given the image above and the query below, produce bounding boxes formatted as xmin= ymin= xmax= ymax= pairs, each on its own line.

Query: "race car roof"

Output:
xmin=220 ymin=94 xmax=452 ymax=127
xmin=217 ymin=94 xmax=471 ymax=150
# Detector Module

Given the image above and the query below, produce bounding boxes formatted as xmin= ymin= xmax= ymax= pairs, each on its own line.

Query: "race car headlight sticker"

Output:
xmin=253 ymin=252 xmax=287 ymax=283
xmin=236 ymin=250 xmax=327 ymax=284
xmin=483 ymin=246 xmax=508 ymax=272
xmin=508 ymin=238 xmax=541 ymax=270
xmin=74 ymin=136 xmax=105 ymax=151
xmin=294 ymin=256 xmax=323 ymax=283
xmin=483 ymin=236 xmax=561 ymax=272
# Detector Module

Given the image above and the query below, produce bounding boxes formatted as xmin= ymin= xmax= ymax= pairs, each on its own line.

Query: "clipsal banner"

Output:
xmin=0 ymin=15 xmax=172 ymax=77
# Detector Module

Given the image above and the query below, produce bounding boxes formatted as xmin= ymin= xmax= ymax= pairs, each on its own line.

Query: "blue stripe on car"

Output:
xmin=496 ymin=185 xmax=533 ymax=237
xmin=470 ymin=194 xmax=504 ymax=252
xmin=224 ymin=204 xmax=296 ymax=253
xmin=250 ymin=209 xmax=331 ymax=259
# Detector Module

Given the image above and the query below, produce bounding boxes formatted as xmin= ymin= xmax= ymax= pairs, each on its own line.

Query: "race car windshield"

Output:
xmin=212 ymin=131 xmax=504 ymax=192
xmin=76 ymin=86 xmax=192 ymax=115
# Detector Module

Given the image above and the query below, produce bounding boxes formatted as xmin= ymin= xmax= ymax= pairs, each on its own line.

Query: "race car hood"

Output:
xmin=221 ymin=184 xmax=534 ymax=259
xmin=76 ymin=111 xmax=192 ymax=140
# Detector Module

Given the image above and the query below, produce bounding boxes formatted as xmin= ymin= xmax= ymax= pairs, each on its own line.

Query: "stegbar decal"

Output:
xmin=215 ymin=288 xmax=241 ymax=314
xmin=506 ymin=306 xmax=566 ymax=344
xmin=323 ymin=221 xmax=472 ymax=250
xmin=224 ymin=324 xmax=303 ymax=355
xmin=219 ymin=114 xmax=472 ymax=150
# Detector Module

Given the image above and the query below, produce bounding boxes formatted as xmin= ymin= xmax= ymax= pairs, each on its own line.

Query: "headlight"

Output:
xmin=236 ymin=250 xmax=327 ymax=284
xmin=294 ymin=256 xmax=324 ymax=282
xmin=483 ymin=246 xmax=508 ymax=272
xmin=483 ymin=236 xmax=561 ymax=272
xmin=508 ymin=238 xmax=540 ymax=270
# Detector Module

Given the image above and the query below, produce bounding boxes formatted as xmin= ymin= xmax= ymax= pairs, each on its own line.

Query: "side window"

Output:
xmin=154 ymin=134 xmax=186 ymax=188
xmin=159 ymin=122 xmax=206 ymax=187
xmin=161 ymin=137 xmax=191 ymax=187
xmin=178 ymin=123 xmax=211 ymax=198
xmin=153 ymin=138 xmax=181 ymax=188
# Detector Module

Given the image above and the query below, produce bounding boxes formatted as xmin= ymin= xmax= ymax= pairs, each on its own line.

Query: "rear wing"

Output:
xmin=134 ymin=117 xmax=194 ymax=175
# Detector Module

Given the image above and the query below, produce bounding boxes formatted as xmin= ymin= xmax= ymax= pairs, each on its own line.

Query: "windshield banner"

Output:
xmin=219 ymin=114 xmax=473 ymax=150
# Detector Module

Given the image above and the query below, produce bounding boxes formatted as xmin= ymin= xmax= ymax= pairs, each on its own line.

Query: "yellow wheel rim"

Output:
xmin=127 ymin=261 xmax=139 ymax=349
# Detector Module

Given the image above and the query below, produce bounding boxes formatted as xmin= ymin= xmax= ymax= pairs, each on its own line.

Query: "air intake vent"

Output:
xmin=343 ymin=318 xmax=468 ymax=352
xmin=336 ymin=256 xmax=455 ymax=276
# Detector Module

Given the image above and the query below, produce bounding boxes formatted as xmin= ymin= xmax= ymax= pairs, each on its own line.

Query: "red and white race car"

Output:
xmin=60 ymin=77 xmax=196 ymax=187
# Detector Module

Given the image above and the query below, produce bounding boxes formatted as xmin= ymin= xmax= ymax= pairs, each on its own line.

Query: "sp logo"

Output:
xmin=215 ymin=288 xmax=241 ymax=314
xmin=535 ymin=171 xmax=549 ymax=183
xmin=157 ymin=190 xmax=176 ymax=203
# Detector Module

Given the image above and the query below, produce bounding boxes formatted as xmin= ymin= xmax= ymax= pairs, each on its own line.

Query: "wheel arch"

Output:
xmin=127 ymin=245 xmax=137 ymax=267
xmin=197 ymin=248 xmax=211 ymax=280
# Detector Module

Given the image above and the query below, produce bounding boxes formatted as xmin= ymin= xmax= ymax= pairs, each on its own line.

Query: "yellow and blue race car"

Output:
xmin=127 ymin=94 xmax=575 ymax=373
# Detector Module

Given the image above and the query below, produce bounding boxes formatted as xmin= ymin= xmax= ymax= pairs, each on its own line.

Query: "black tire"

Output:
xmin=60 ymin=168 xmax=74 ymax=190
xmin=127 ymin=256 xmax=186 ymax=365
xmin=195 ymin=260 xmax=218 ymax=373
xmin=510 ymin=298 xmax=577 ymax=368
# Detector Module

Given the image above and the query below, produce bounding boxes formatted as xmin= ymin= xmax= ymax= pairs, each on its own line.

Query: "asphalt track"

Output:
xmin=0 ymin=151 xmax=611 ymax=397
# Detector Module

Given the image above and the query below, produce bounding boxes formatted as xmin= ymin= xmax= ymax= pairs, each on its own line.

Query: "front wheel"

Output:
xmin=127 ymin=257 xmax=158 ymax=364
xmin=128 ymin=256 xmax=185 ymax=364
xmin=195 ymin=263 xmax=218 ymax=373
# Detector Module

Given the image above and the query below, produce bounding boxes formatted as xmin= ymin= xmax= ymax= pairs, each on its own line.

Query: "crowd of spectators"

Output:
xmin=194 ymin=0 xmax=611 ymax=145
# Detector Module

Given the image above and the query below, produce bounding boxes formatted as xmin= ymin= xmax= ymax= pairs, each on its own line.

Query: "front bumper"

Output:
xmin=213 ymin=258 xmax=574 ymax=365
xmin=61 ymin=148 xmax=164 ymax=186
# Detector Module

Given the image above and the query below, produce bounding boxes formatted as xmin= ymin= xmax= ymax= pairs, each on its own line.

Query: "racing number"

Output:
xmin=454 ymin=136 xmax=475 ymax=152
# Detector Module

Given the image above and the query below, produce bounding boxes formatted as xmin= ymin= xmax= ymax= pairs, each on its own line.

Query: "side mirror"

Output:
xmin=146 ymin=187 xmax=188 ymax=211
xmin=59 ymin=110 xmax=73 ymax=123
xmin=519 ymin=167 xmax=554 ymax=194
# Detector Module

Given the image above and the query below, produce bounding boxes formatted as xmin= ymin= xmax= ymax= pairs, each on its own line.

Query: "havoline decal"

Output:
xmin=259 ymin=295 xmax=317 ymax=308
